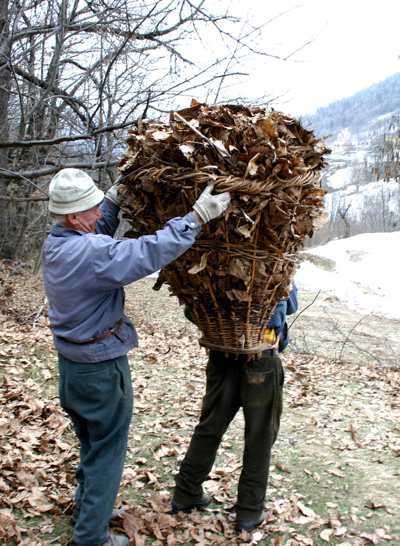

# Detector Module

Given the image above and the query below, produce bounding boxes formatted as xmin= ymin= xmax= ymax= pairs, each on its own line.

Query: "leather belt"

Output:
xmin=59 ymin=318 xmax=124 ymax=345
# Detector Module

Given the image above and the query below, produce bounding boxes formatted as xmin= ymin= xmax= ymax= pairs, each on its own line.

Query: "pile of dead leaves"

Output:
xmin=0 ymin=378 xmax=76 ymax=545
xmin=119 ymin=101 xmax=330 ymax=352
xmin=0 ymin=259 xmax=46 ymax=325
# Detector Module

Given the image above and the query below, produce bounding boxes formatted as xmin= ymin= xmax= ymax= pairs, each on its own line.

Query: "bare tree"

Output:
xmin=0 ymin=0 xmax=285 ymax=259
xmin=0 ymin=0 xmax=12 ymax=256
xmin=336 ymin=201 xmax=351 ymax=238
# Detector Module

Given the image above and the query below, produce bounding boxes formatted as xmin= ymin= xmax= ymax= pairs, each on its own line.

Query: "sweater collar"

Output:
xmin=50 ymin=224 xmax=83 ymax=237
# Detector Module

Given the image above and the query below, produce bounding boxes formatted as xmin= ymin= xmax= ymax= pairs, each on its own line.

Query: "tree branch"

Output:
xmin=0 ymin=120 xmax=138 ymax=147
xmin=0 ymin=195 xmax=48 ymax=202
xmin=0 ymin=160 xmax=119 ymax=179
xmin=11 ymin=65 xmax=92 ymax=128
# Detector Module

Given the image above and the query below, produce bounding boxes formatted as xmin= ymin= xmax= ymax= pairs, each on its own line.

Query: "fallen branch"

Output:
xmin=288 ymin=289 xmax=321 ymax=330
xmin=323 ymin=307 xmax=382 ymax=365
xmin=338 ymin=314 xmax=370 ymax=361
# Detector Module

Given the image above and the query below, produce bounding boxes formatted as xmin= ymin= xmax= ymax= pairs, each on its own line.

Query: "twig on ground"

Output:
xmin=323 ymin=307 xmax=382 ymax=365
xmin=32 ymin=297 xmax=47 ymax=328
xmin=338 ymin=314 xmax=370 ymax=361
xmin=288 ymin=290 xmax=321 ymax=330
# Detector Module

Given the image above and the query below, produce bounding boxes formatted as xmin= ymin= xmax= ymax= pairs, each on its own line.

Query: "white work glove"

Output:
xmin=193 ymin=184 xmax=231 ymax=223
xmin=105 ymin=183 xmax=120 ymax=206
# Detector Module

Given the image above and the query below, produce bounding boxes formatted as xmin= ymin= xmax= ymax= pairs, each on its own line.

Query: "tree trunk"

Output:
xmin=0 ymin=0 xmax=12 ymax=257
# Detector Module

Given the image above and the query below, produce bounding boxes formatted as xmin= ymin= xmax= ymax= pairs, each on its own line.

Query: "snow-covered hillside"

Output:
xmin=324 ymin=179 xmax=400 ymax=225
xmin=304 ymin=74 xmax=400 ymax=235
xmin=322 ymin=123 xmax=399 ymax=228
xmin=297 ymin=231 xmax=400 ymax=320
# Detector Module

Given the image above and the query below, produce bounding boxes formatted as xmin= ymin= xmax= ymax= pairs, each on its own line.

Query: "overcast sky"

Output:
xmin=223 ymin=0 xmax=400 ymax=116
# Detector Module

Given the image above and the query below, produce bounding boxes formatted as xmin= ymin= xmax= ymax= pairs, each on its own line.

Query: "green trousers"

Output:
xmin=173 ymin=349 xmax=284 ymax=519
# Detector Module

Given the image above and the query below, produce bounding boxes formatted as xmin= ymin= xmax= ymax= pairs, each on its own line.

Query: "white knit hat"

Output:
xmin=48 ymin=168 xmax=104 ymax=214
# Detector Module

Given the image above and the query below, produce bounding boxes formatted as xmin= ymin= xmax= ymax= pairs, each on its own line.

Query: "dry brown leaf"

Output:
xmin=297 ymin=501 xmax=317 ymax=518
xmin=360 ymin=532 xmax=379 ymax=544
xmin=327 ymin=468 xmax=346 ymax=478
xmin=320 ymin=528 xmax=334 ymax=542
xmin=275 ymin=462 xmax=291 ymax=474
xmin=188 ymin=253 xmax=209 ymax=275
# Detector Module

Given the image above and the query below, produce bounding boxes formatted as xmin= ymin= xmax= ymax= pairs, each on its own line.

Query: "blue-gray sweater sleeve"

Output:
xmin=91 ymin=212 xmax=201 ymax=289
xmin=95 ymin=198 xmax=120 ymax=236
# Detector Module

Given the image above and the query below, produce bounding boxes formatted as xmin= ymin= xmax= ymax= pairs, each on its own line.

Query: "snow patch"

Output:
xmin=296 ymin=231 xmax=400 ymax=320
xmin=327 ymin=167 xmax=353 ymax=189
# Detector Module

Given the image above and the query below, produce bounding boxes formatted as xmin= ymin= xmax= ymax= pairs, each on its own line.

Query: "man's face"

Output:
xmin=67 ymin=204 xmax=103 ymax=233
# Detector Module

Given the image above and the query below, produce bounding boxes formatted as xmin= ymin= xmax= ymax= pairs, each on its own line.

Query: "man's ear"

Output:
xmin=65 ymin=213 xmax=79 ymax=228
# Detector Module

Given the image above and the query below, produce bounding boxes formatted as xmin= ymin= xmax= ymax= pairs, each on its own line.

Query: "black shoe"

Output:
xmin=235 ymin=510 xmax=266 ymax=532
xmin=171 ymin=494 xmax=212 ymax=514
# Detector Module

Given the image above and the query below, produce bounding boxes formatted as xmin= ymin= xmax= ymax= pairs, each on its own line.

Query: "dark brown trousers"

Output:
xmin=173 ymin=349 xmax=284 ymax=519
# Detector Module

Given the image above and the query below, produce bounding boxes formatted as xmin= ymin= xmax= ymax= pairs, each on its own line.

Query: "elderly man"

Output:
xmin=42 ymin=168 xmax=230 ymax=546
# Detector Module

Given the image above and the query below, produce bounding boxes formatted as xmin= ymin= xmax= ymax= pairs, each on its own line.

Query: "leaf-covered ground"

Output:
xmin=0 ymin=262 xmax=399 ymax=546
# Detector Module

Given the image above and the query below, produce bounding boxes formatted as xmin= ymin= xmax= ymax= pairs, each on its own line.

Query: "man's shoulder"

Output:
xmin=85 ymin=232 xmax=115 ymax=245
xmin=84 ymin=233 xmax=123 ymax=257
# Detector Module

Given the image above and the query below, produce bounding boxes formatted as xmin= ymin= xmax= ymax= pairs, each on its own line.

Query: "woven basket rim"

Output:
xmin=199 ymin=337 xmax=278 ymax=354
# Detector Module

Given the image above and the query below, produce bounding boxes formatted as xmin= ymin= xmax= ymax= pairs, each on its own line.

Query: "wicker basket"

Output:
xmin=151 ymin=172 xmax=319 ymax=354
xmin=119 ymin=103 xmax=328 ymax=354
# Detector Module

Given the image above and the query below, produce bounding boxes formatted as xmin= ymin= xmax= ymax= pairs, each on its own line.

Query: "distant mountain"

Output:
xmin=299 ymin=73 xmax=400 ymax=245
xmin=303 ymin=73 xmax=400 ymax=139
